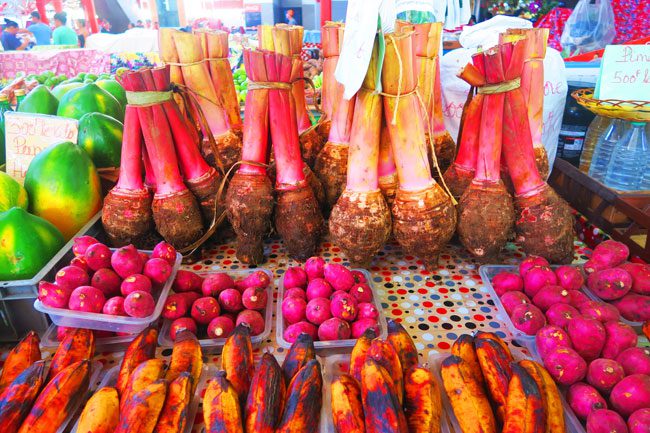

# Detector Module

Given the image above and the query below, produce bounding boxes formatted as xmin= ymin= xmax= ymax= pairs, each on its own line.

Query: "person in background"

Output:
xmin=100 ymin=19 xmax=111 ymax=33
xmin=1 ymin=19 xmax=30 ymax=50
xmin=153 ymin=22 xmax=159 ymax=30
xmin=127 ymin=22 xmax=134 ymax=30
xmin=52 ymin=12 xmax=78 ymax=46
xmin=285 ymin=9 xmax=297 ymax=25
xmin=27 ymin=11 xmax=51 ymax=45
xmin=76 ymin=18 xmax=88 ymax=47
xmin=136 ymin=20 xmax=144 ymax=28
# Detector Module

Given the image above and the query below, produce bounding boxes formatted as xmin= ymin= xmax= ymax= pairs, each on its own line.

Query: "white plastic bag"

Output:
xmin=560 ymin=0 xmax=616 ymax=56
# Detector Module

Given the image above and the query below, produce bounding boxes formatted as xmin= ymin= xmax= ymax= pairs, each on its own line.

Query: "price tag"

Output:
xmin=4 ymin=112 xmax=78 ymax=183
xmin=595 ymin=45 xmax=650 ymax=101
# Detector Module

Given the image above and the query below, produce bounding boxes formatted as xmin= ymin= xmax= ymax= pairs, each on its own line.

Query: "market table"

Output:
xmin=0 ymin=48 xmax=110 ymax=80
xmin=0 ymin=236 xmax=592 ymax=433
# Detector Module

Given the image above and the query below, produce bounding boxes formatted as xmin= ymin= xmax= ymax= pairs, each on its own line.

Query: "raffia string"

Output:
xmin=164 ymin=57 xmax=228 ymax=67
xmin=478 ymin=77 xmax=521 ymax=94
xmin=247 ymin=81 xmax=292 ymax=91
xmin=125 ymin=90 xmax=173 ymax=107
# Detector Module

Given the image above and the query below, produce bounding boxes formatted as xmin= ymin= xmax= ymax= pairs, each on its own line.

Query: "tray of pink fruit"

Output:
xmin=34 ymin=236 xmax=181 ymax=334
xmin=158 ymin=268 xmax=274 ymax=353
xmin=276 ymin=257 xmax=388 ymax=351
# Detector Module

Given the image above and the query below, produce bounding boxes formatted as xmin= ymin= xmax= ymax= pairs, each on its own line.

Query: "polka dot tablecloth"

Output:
xmin=0 ymin=236 xmax=591 ymax=433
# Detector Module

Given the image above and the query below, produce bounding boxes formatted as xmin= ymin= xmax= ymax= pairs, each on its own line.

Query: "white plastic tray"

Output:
xmin=158 ymin=269 xmax=274 ymax=353
xmin=34 ymin=249 xmax=182 ymax=334
xmin=276 ymin=268 xmax=388 ymax=351
xmin=581 ymin=286 xmax=644 ymax=331
xmin=40 ymin=323 xmax=146 ymax=352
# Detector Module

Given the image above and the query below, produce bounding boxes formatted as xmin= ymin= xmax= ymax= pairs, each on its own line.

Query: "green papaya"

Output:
xmin=95 ymin=79 xmax=127 ymax=107
xmin=77 ymin=112 xmax=123 ymax=168
xmin=57 ymin=83 xmax=124 ymax=122
xmin=0 ymin=207 xmax=65 ymax=280
xmin=24 ymin=141 xmax=102 ymax=240
xmin=17 ymin=85 xmax=59 ymax=115
xmin=51 ymin=82 xmax=84 ymax=100
xmin=0 ymin=172 xmax=28 ymax=212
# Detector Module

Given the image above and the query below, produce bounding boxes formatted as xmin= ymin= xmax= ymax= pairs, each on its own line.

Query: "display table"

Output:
xmin=0 ymin=48 xmax=110 ymax=80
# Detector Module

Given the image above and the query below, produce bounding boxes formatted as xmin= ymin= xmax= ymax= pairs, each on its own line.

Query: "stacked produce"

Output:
xmin=330 ymin=319 xmax=441 ymax=433
xmin=441 ymin=331 xmax=566 ymax=433
xmin=163 ymin=269 xmax=270 ymax=340
xmin=281 ymin=260 xmax=381 ymax=343
xmin=316 ymin=22 xmax=344 ymax=147
xmin=37 ymin=237 xmax=177 ymax=319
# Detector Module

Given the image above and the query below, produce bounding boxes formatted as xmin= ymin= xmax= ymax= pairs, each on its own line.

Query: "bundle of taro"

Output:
xmin=316 ymin=22 xmax=345 ymax=148
xmin=102 ymin=66 xmax=219 ymax=250
xmin=447 ymin=35 xmax=573 ymax=263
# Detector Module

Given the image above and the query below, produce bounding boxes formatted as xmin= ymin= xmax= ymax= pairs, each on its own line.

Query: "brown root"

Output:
xmin=379 ymin=172 xmax=398 ymax=207
xmin=225 ymin=172 xmax=274 ymax=265
xmin=392 ymin=184 xmax=456 ymax=270
xmin=102 ymin=188 xmax=154 ymax=247
xmin=152 ymin=189 xmax=204 ymax=249
xmin=303 ymin=164 xmax=327 ymax=211
xmin=300 ymin=127 xmax=325 ymax=168
xmin=514 ymin=184 xmax=574 ymax=264
xmin=186 ymin=167 xmax=221 ymax=224
xmin=443 ymin=164 xmax=475 ymax=201
xmin=329 ymin=190 xmax=392 ymax=266
xmin=534 ymin=146 xmax=550 ymax=179
xmin=457 ymin=180 xmax=514 ymax=259
xmin=429 ymin=131 xmax=457 ymax=178
xmin=202 ymin=129 xmax=242 ymax=172
xmin=317 ymin=119 xmax=331 ymax=144
xmin=314 ymin=141 xmax=348 ymax=210
xmin=275 ymin=183 xmax=324 ymax=261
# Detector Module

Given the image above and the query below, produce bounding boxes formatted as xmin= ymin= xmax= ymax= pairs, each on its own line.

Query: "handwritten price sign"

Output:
xmin=4 ymin=112 xmax=78 ymax=183
xmin=596 ymin=45 xmax=650 ymax=101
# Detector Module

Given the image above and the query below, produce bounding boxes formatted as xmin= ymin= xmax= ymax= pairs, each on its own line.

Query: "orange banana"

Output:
xmin=475 ymin=338 xmax=512 ymax=422
xmin=451 ymin=334 xmax=485 ymax=387
xmin=204 ymin=371 xmax=244 ymax=433
xmin=441 ymin=355 xmax=496 ymax=433
xmin=281 ymin=333 xmax=315 ymax=384
xmin=115 ymin=380 xmax=168 ymax=433
xmin=0 ymin=331 xmax=41 ymax=394
xmin=0 ymin=360 xmax=46 ymax=433
xmin=77 ymin=387 xmax=120 ymax=433
xmin=331 ymin=373 xmax=365 ymax=433
xmin=367 ymin=338 xmax=404 ymax=404
xmin=361 ymin=358 xmax=408 ymax=433
xmin=165 ymin=330 xmax=203 ymax=394
xmin=120 ymin=359 xmax=166 ymax=411
xmin=245 ymin=353 xmax=286 ymax=433
xmin=474 ymin=332 xmax=513 ymax=361
xmin=519 ymin=360 xmax=565 ymax=433
xmin=154 ymin=372 xmax=192 ymax=433
xmin=276 ymin=360 xmax=323 ymax=433
xmin=387 ymin=318 xmax=419 ymax=373
xmin=221 ymin=324 xmax=254 ymax=406
xmin=116 ymin=327 xmax=158 ymax=396
xmin=404 ymin=366 xmax=442 ymax=433
xmin=47 ymin=328 xmax=95 ymax=383
xmin=502 ymin=364 xmax=545 ymax=433
xmin=349 ymin=327 xmax=375 ymax=383
xmin=643 ymin=320 xmax=649 ymax=340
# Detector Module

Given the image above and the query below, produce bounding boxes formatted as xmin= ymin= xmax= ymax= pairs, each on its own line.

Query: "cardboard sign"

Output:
xmin=4 ymin=112 xmax=78 ymax=183
xmin=596 ymin=45 xmax=650 ymax=101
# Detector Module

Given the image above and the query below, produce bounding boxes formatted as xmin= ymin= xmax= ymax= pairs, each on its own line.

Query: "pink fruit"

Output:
xmin=579 ymin=301 xmax=621 ymax=323
xmin=523 ymin=266 xmax=557 ymax=298
xmin=357 ymin=302 xmax=379 ymax=320
xmin=492 ymin=272 xmax=524 ymax=296
xmin=568 ymin=290 xmax=591 ymax=308
xmin=511 ymin=304 xmax=546 ymax=335
xmin=324 ymin=263 xmax=355 ymax=292
xmin=110 ymin=245 xmax=144 ymax=279
xmin=284 ymin=267 xmax=308 ymax=289
xmin=73 ymin=236 xmax=100 ymax=256
xmin=151 ymin=241 xmax=177 ymax=266
xmin=587 ymin=268 xmax=633 ymax=301
xmin=282 ymin=297 xmax=307 ymax=324
xmin=545 ymin=303 xmax=579 ymax=329
xmin=178 ymin=291 xmax=200 ymax=306
xmin=628 ymin=409 xmax=650 ymax=433
xmin=202 ymin=273 xmax=235 ymax=297
xmin=283 ymin=321 xmax=317 ymax=343
xmin=91 ymin=268 xmax=121 ymax=297
xmin=162 ymin=293 xmax=189 ymax=320
xmin=121 ymin=274 xmax=153 ymax=296
xmin=83 ymin=243 xmax=112 ymax=271
xmin=235 ymin=270 xmax=271 ymax=290
xmin=55 ymin=265 xmax=90 ymax=290
xmin=602 ymin=321 xmax=638 ymax=359
xmin=318 ymin=317 xmax=351 ymax=341
xmin=103 ymin=296 xmax=126 ymax=316
xmin=351 ymin=319 xmax=379 ymax=338
xmin=236 ymin=309 xmax=265 ymax=336
xmin=68 ymin=286 xmax=106 ymax=313
xmin=349 ymin=283 xmax=373 ymax=303
xmin=543 ymin=347 xmax=587 ymax=386
xmin=241 ymin=287 xmax=267 ymax=311
xmin=587 ymin=409 xmax=628 ymax=433
xmin=170 ymin=317 xmax=197 ymax=341
xmin=567 ymin=316 xmax=606 ymax=361
xmin=500 ymin=291 xmax=531 ymax=315
xmin=619 ymin=263 xmax=650 ymax=295
xmin=587 ymin=358 xmax=625 ymax=394
xmin=218 ymin=288 xmax=243 ymax=313
xmin=611 ymin=294 xmax=650 ymax=322
xmin=610 ymin=374 xmax=650 ymax=417
xmin=139 ymin=252 xmax=149 ymax=263
xmin=306 ymin=279 xmax=333 ymax=301
xmin=207 ymin=316 xmax=235 ymax=339
xmin=616 ymin=347 xmax=650 ymax=376
xmin=532 ymin=285 xmax=573 ymax=312
xmin=123 ymin=291 xmax=155 ymax=317
xmin=519 ymin=255 xmax=550 ymax=276
xmin=191 ymin=297 xmax=221 ymax=325
xmin=330 ymin=290 xmax=347 ymax=301
xmin=304 ymin=256 xmax=325 ymax=280
xmin=305 ymin=297 xmax=332 ymax=325
xmin=592 ymin=240 xmax=629 ymax=268
xmin=172 ymin=270 xmax=204 ymax=293
xmin=567 ymin=382 xmax=607 ymax=420
xmin=583 ymin=259 xmax=609 ymax=276
xmin=555 ymin=265 xmax=585 ymax=291
xmin=351 ymin=270 xmax=366 ymax=284
xmin=69 ymin=256 xmax=90 ymax=273
xmin=536 ymin=325 xmax=572 ymax=360
xmin=143 ymin=258 xmax=173 ymax=285
xmin=284 ymin=287 xmax=307 ymax=300
xmin=331 ymin=292 xmax=358 ymax=322
xmin=38 ymin=281 xmax=71 ymax=308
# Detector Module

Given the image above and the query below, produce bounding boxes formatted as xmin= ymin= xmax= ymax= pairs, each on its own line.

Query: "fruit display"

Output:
xmin=16 ymin=85 xmax=59 ymax=115
xmin=57 ymin=82 xmax=125 ymax=122
xmin=161 ymin=269 xmax=272 ymax=343
xmin=77 ymin=112 xmax=123 ymax=168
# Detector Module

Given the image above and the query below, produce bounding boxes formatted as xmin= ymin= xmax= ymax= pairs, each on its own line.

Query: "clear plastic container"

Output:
xmin=40 ymin=323 xmax=144 ymax=352
xmin=158 ymin=269 xmax=274 ymax=353
xmin=579 ymin=115 xmax=611 ymax=173
xmin=604 ymin=121 xmax=649 ymax=191
xmin=54 ymin=361 xmax=104 ymax=433
xmin=276 ymin=269 xmax=388 ymax=351
xmin=34 ymin=249 xmax=182 ymax=334
xmin=588 ymin=119 xmax=627 ymax=182
xmin=580 ymin=286 xmax=644 ymax=331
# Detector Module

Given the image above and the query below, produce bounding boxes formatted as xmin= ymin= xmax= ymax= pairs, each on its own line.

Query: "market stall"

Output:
xmin=0 ymin=48 xmax=110 ymax=80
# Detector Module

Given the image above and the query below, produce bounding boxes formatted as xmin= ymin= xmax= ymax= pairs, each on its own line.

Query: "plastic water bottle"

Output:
xmin=604 ymin=122 xmax=649 ymax=191
xmin=588 ymin=119 xmax=627 ymax=182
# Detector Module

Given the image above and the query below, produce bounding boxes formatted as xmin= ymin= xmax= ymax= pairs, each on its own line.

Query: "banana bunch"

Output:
xmin=441 ymin=332 xmax=566 ymax=433
xmin=331 ymin=318 xmax=442 ymax=433
xmin=203 ymin=324 xmax=323 ymax=433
